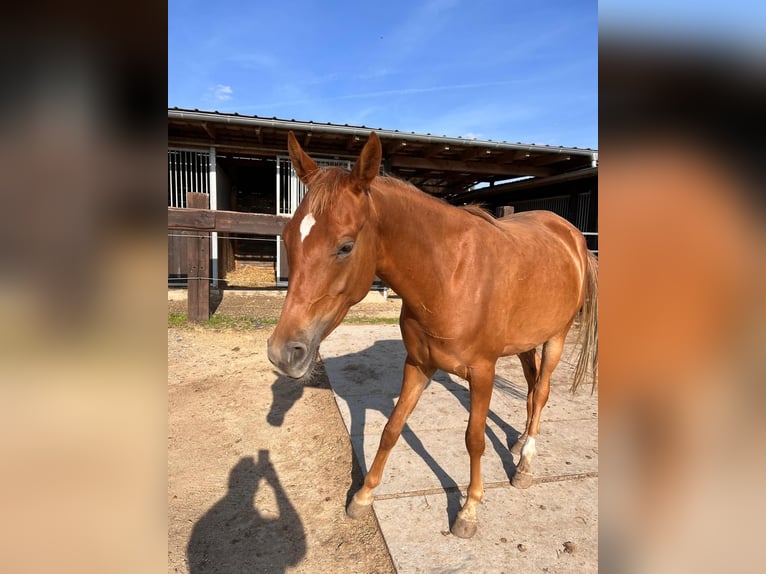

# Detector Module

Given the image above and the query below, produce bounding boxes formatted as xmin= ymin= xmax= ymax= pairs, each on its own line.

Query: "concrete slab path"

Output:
xmin=321 ymin=324 xmax=598 ymax=573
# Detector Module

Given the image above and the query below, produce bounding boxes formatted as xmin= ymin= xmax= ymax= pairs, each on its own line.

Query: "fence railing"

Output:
xmin=169 ymin=199 xmax=598 ymax=321
xmin=582 ymin=231 xmax=598 ymax=255
xmin=169 ymin=205 xmax=290 ymax=321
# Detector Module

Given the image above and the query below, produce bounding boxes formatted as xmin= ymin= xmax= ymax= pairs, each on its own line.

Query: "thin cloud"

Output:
xmin=212 ymin=84 xmax=233 ymax=101
xmin=227 ymin=52 xmax=279 ymax=70
xmin=239 ymin=79 xmax=523 ymax=110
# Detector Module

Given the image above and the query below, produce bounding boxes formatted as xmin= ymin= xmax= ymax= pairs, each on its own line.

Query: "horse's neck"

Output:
xmin=370 ymin=182 xmax=462 ymax=304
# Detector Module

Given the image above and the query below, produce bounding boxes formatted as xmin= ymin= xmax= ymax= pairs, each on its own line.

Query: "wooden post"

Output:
xmin=187 ymin=231 xmax=210 ymax=321
xmin=167 ymin=205 xmax=290 ymax=320
xmin=187 ymin=193 xmax=210 ymax=322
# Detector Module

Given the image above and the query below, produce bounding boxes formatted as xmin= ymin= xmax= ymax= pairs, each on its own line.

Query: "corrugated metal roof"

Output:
xmin=168 ymin=107 xmax=596 ymax=155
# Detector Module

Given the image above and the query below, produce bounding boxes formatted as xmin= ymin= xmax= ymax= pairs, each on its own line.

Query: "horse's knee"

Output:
xmin=465 ymin=427 xmax=486 ymax=457
xmin=379 ymin=425 xmax=400 ymax=451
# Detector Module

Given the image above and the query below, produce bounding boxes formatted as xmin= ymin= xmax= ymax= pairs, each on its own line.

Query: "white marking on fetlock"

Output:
xmin=299 ymin=213 xmax=316 ymax=242
xmin=520 ymin=436 xmax=537 ymax=462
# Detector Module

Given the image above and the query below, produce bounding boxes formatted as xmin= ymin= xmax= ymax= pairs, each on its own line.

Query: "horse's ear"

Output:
xmin=350 ymin=132 xmax=382 ymax=194
xmin=287 ymin=131 xmax=319 ymax=184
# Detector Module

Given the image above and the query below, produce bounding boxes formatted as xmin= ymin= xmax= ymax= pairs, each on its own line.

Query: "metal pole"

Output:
xmin=209 ymin=147 xmax=218 ymax=288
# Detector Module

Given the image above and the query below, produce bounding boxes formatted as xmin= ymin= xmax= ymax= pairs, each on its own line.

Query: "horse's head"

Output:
xmin=267 ymin=131 xmax=382 ymax=378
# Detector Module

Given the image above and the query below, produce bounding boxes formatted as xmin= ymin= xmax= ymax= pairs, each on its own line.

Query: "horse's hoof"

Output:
xmin=450 ymin=515 xmax=478 ymax=539
xmin=510 ymin=439 xmax=525 ymax=456
xmin=511 ymin=469 xmax=534 ymax=489
xmin=346 ymin=497 xmax=372 ymax=519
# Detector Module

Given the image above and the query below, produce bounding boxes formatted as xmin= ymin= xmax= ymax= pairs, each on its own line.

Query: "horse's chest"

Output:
xmin=400 ymin=320 xmax=482 ymax=379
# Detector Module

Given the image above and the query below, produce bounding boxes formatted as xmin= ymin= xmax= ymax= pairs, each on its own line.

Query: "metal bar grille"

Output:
xmin=168 ymin=149 xmax=211 ymax=208
xmin=275 ymin=156 xmax=353 ymax=216
xmin=576 ymin=192 xmax=591 ymax=230
xmin=511 ymin=195 xmax=570 ymax=219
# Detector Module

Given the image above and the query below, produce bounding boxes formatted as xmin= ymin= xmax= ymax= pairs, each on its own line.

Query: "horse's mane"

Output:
xmin=304 ymin=167 xmax=503 ymax=230
xmin=459 ymin=204 xmax=503 ymax=227
xmin=304 ymin=167 xmax=347 ymax=215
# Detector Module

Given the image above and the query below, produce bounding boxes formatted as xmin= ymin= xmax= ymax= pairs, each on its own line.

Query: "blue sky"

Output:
xmin=168 ymin=0 xmax=597 ymax=149
xmin=600 ymin=0 xmax=766 ymax=48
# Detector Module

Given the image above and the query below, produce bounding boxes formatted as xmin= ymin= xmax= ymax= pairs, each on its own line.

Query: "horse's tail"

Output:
xmin=571 ymin=251 xmax=598 ymax=394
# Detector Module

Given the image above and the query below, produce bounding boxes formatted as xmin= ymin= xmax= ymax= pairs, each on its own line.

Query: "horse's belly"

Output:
xmin=499 ymin=341 xmax=540 ymax=356
xmin=496 ymin=306 xmax=578 ymax=356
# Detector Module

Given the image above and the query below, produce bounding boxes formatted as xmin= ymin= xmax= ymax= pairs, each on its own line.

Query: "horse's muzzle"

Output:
xmin=267 ymin=336 xmax=316 ymax=379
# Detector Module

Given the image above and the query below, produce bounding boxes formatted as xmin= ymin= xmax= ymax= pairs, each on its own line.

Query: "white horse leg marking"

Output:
xmin=520 ymin=436 xmax=536 ymax=464
xmin=299 ymin=212 xmax=316 ymax=243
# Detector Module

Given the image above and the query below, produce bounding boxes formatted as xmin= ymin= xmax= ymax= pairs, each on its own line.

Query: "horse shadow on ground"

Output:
xmin=266 ymin=371 xmax=330 ymax=427
xmin=320 ymin=339 xmax=525 ymax=528
xmin=187 ymin=451 xmax=306 ymax=573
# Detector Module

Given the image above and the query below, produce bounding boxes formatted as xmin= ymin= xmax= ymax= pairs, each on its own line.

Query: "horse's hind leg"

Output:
xmin=511 ymin=349 xmax=541 ymax=455
xmin=347 ymin=358 xmax=433 ymax=518
xmin=512 ymin=329 xmax=567 ymax=489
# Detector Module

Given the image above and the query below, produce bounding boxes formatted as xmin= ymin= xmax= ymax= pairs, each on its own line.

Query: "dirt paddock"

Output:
xmin=168 ymin=289 xmax=598 ymax=573
xmin=168 ymin=290 xmax=401 ymax=573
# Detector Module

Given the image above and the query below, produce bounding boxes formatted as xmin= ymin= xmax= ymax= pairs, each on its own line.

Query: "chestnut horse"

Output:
xmin=267 ymin=131 xmax=598 ymax=538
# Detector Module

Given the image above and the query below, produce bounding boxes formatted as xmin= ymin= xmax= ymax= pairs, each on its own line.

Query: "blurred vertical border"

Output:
xmin=600 ymin=2 xmax=766 ymax=572
xmin=0 ymin=2 xmax=167 ymax=573
xmin=2 ymin=1 xmax=765 ymax=573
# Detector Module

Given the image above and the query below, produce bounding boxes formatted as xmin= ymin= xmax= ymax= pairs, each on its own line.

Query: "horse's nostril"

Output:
xmin=287 ymin=341 xmax=308 ymax=365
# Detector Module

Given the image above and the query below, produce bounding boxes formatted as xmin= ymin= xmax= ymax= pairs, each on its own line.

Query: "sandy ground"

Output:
xmin=168 ymin=289 xmax=597 ymax=573
xmin=168 ymin=290 xmax=400 ymax=573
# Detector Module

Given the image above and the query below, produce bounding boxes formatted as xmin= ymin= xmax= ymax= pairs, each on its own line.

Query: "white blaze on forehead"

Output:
xmin=299 ymin=213 xmax=317 ymax=243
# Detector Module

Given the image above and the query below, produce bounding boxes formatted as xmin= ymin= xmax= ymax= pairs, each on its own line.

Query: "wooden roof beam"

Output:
xmin=389 ymin=155 xmax=555 ymax=178
xmin=529 ymin=153 xmax=571 ymax=166
xmin=201 ymin=122 xmax=217 ymax=139
xmin=461 ymin=147 xmax=496 ymax=161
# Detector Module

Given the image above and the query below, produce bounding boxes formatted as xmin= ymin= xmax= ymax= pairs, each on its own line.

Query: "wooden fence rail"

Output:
xmin=168 ymin=208 xmax=289 ymax=236
xmin=169 ymin=205 xmax=291 ymax=321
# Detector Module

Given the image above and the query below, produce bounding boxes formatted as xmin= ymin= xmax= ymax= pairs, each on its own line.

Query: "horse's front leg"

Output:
xmin=451 ymin=362 xmax=495 ymax=539
xmin=347 ymin=358 xmax=433 ymax=518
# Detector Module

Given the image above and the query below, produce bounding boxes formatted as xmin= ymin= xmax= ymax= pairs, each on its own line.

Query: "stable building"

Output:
xmin=168 ymin=108 xmax=597 ymax=286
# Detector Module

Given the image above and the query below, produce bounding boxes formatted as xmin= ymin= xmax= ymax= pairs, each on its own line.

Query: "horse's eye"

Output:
xmin=336 ymin=241 xmax=355 ymax=257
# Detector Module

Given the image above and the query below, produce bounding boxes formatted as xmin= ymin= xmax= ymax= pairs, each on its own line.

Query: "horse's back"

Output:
xmin=496 ymin=210 xmax=588 ymax=260
xmin=498 ymin=209 xmax=580 ymax=235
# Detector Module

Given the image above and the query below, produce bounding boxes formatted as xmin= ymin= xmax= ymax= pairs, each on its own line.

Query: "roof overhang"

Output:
xmin=168 ymin=108 xmax=598 ymax=199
